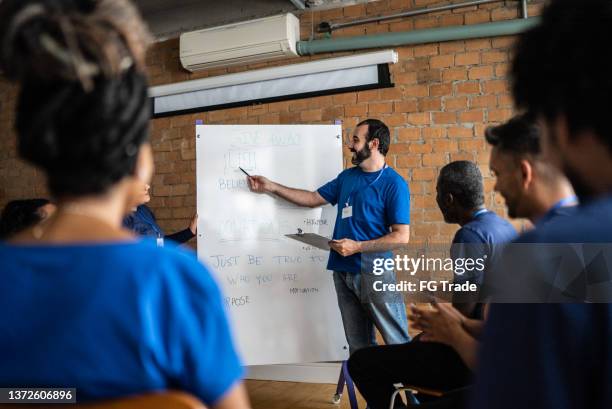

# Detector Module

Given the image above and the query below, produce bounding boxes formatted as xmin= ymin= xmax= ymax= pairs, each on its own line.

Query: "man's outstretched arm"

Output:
xmin=248 ymin=175 xmax=328 ymax=208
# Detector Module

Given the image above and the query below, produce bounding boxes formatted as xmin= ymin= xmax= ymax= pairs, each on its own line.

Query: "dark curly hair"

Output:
xmin=438 ymin=161 xmax=484 ymax=209
xmin=0 ymin=199 xmax=50 ymax=238
xmin=511 ymin=0 xmax=612 ymax=151
xmin=0 ymin=0 xmax=152 ymax=196
xmin=485 ymin=113 xmax=541 ymax=157
xmin=356 ymin=118 xmax=391 ymax=156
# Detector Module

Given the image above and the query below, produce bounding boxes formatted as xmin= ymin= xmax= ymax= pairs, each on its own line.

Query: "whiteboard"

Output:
xmin=196 ymin=124 xmax=349 ymax=365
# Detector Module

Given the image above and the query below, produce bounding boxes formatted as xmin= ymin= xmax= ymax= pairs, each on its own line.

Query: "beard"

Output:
xmin=502 ymin=191 xmax=519 ymax=219
xmin=507 ymin=202 xmax=517 ymax=219
xmin=351 ymin=143 xmax=371 ymax=166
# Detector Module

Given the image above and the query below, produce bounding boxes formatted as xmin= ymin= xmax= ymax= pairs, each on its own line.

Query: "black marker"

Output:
xmin=239 ymin=167 xmax=252 ymax=177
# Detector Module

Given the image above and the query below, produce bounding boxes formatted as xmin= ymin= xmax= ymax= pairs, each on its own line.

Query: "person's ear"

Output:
xmin=519 ymin=159 xmax=533 ymax=190
xmin=369 ymin=137 xmax=380 ymax=152
xmin=445 ymin=192 xmax=455 ymax=207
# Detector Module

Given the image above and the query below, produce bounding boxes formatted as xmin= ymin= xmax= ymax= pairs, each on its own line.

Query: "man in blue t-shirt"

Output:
xmin=435 ymin=161 xmax=517 ymax=319
xmin=473 ymin=1 xmax=612 ymax=408
xmin=348 ymin=160 xmax=515 ymax=409
xmin=248 ymin=118 xmax=410 ymax=353
xmin=485 ymin=114 xmax=576 ymax=230
xmin=481 ymin=113 xmax=579 ymax=301
xmin=349 ymin=115 xmax=580 ymax=409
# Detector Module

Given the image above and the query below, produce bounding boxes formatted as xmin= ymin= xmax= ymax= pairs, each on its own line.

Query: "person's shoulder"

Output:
xmin=151 ymin=241 xmax=207 ymax=272
xmin=137 ymin=204 xmax=154 ymax=217
xmin=0 ymin=242 xmax=12 ymax=255
xmin=340 ymin=167 xmax=359 ymax=176
xmin=575 ymin=195 xmax=612 ymax=226
xmin=129 ymin=240 xmax=219 ymax=293
xmin=336 ymin=167 xmax=357 ymax=181
xmin=463 ymin=211 xmax=517 ymax=242
xmin=382 ymin=166 xmax=409 ymax=187
xmin=482 ymin=211 xmax=516 ymax=231
xmin=453 ymin=225 xmax=487 ymax=244
xmin=519 ymin=196 xmax=612 ymax=243
xmin=95 ymin=239 xmax=194 ymax=264
xmin=553 ymin=205 xmax=578 ymax=218
xmin=517 ymin=216 xmax=577 ymax=243
xmin=105 ymin=239 xmax=205 ymax=275
xmin=383 ymin=166 xmax=404 ymax=180
xmin=122 ymin=212 xmax=135 ymax=227
xmin=1 ymin=240 xmax=217 ymax=299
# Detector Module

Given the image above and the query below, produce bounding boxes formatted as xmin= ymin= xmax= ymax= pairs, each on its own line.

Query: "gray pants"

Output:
xmin=333 ymin=270 xmax=410 ymax=355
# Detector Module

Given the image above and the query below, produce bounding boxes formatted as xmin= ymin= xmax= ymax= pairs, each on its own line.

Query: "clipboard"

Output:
xmin=285 ymin=233 xmax=331 ymax=251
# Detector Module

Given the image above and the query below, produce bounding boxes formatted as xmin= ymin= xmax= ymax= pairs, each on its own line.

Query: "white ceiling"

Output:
xmin=133 ymin=0 xmax=379 ymax=39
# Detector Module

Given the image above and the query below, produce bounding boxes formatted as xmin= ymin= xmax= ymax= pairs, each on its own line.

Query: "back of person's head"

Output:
xmin=438 ymin=161 xmax=484 ymax=210
xmin=0 ymin=0 xmax=152 ymax=197
xmin=485 ymin=114 xmax=541 ymax=158
xmin=356 ymin=118 xmax=391 ymax=156
xmin=512 ymin=0 xmax=612 ymax=150
xmin=0 ymin=199 xmax=50 ymax=238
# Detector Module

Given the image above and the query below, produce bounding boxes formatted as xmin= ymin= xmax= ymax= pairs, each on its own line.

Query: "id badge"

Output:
xmin=156 ymin=236 xmax=164 ymax=247
xmin=342 ymin=205 xmax=353 ymax=219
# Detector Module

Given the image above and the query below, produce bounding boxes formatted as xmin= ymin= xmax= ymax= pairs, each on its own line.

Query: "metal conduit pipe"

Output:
xmin=288 ymin=0 xmax=306 ymax=10
xmin=297 ymin=17 xmax=540 ymax=56
xmin=321 ymin=0 xmax=504 ymax=33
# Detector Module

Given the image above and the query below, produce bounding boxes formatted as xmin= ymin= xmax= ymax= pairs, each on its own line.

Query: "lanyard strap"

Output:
xmin=472 ymin=208 xmax=488 ymax=218
xmin=137 ymin=207 xmax=162 ymax=237
xmin=345 ymin=164 xmax=387 ymax=207
xmin=537 ymin=196 xmax=578 ymax=226
xmin=550 ymin=196 xmax=578 ymax=210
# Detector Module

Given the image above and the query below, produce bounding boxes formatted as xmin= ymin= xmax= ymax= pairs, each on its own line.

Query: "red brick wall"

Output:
xmin=0 ymin=0 xmax=543 ymax=242
xmin=0 ymin=80 xmax=48 ymax=201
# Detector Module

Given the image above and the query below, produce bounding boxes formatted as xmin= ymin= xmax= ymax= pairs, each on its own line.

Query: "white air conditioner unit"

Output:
xmin=180 ymin=13 xmax=300 ymax=72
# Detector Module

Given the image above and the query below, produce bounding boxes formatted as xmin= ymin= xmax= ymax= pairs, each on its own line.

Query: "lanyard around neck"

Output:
xmin=345 ymin=164 xmax=387 ymax=207
xmin=137 ymin=207 xmax=162 ymax=237
xmin=472 ymin=208 xmax=488 ymax=218
xmin=550 ymin=196 xmax=578 ymax=210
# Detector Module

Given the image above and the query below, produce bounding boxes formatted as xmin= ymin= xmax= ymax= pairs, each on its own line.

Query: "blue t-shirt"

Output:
xmin=451 ymin=211 xmax=516 ymax=318
xmin=451 ymin=210 xmax=517 ymax=287
xmin=517 ymin=200 xmax=603 ymax=244
xmin=123 ymin=205 xmax=164 ymax=237
xmin=317 ymin=165 xmax=410 ymax=274
xmin=0 ymin=239 xmax=243 ymax=405
xmin=473 ymin=197 xmax=612 ymax=409
xmin=123 ymin=205 xmax=194 ymax=244
xmin=532 ymin=203 xmax=577 ymax=229
xmin=473 ymin=304 xmax=612 ymax=409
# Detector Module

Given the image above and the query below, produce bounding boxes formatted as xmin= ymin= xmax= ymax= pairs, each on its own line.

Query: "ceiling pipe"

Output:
xmin=288 ymin=0 xmax=306 ymax=10
xmin=320 ymin=0 xmax=503 ymax=33
xmin=297 ymin=17 xmax=539 ymax=56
